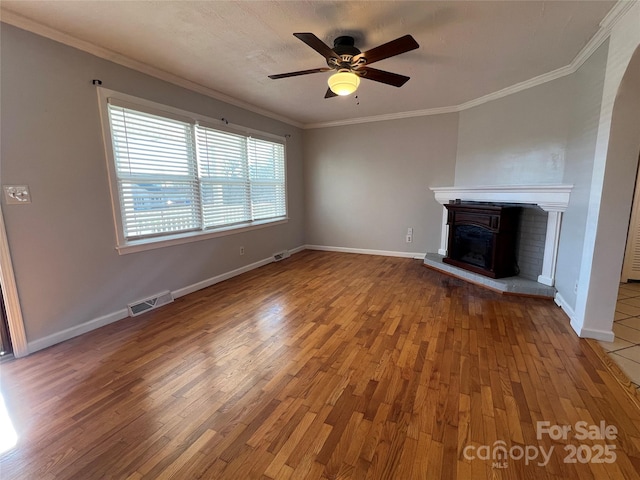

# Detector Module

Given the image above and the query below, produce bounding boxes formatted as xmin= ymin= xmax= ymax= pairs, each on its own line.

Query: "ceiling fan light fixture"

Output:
xmin=328 ymin=71 xmax=360 ymax=96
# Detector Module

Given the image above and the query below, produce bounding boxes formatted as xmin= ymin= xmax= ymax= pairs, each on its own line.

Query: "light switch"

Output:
xmin=3 ymin=185 xmax=31 ymax=204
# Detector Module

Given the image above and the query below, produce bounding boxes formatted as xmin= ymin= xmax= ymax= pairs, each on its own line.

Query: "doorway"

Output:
xmin=621 ymin=152 xmax=640 ymax=282
xmin=0 ymin=206 xmax=28 ymax=357
xmin=0 ymin=287 xmax=12 ymax=356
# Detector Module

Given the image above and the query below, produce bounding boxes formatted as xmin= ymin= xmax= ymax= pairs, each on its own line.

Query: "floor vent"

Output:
xmin=127 ymin=291 xmax=174 ymax=317
xmin=273 ymin=250 xmax=291 ymax=262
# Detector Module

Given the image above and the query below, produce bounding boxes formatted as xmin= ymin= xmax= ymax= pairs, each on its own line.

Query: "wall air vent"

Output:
xmin=273 ymin=250 xmax=291 ymax=262
xmin=127 ymin=290 xmax=174 ymax=317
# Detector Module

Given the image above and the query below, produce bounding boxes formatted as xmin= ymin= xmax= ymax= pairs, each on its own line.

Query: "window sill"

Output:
xmin=115 ymin=218 xmax=288 ymax=255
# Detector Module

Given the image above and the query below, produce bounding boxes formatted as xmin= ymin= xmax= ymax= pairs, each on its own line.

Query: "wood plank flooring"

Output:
xmin=1 ymin=250 xmax=640 ymax=479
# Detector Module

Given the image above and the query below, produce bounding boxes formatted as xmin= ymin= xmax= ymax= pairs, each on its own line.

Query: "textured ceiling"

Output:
xmin=0 ymin=1 xmax=617 ymax=126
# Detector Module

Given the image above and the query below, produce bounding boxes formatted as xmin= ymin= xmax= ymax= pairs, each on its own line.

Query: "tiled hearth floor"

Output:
xmin=597 ymin=282 xmax=640 ymax=392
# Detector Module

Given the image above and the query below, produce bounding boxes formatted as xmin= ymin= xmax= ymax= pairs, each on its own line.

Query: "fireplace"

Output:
xmin=430 ymin=185 xmax=573 ymax=287
xmin=443 ymin=201 xmax=521 ymax=278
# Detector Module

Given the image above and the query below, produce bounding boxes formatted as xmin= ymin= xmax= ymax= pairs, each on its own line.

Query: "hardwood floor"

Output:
xmin=1 ymin=250 xmax=640 ymax=479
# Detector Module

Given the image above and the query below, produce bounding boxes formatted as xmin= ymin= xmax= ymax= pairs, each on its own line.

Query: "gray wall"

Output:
xmin=303 ymin=114 xmax=458 ymax=254
xmin=455 ymin=78 xmax=572 ymax=186
xmin=0 ymin=24 xmax=304 ymax=344
xmin=555 ymin=42 xmax=608 ymax=311
xmin=453 ymin=45 xmax=608 ymax=310
xmin=0 ymin=20 xmax=617 ymax=350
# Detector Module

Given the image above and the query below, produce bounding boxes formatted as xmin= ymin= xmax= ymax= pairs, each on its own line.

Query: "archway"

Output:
xmin=580 ymin=45 xmax=640 ymax=338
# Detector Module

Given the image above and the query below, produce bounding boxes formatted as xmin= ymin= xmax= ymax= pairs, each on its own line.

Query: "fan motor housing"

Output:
xmin=333 ymin=36 xmax=361 ymax=56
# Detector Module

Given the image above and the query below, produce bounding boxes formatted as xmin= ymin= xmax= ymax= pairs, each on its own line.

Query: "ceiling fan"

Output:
xmin=268 ymin=33 xmax=419 ymax=98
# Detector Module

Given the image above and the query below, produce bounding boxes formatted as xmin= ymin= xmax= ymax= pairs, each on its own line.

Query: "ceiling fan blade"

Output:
xmin=268 ymin=67 xmax=332 ymax=79
xmin=359 ymin=67 xmax=410 ymax=87
xmin=293 ymin=33 xmax=340 ymax=61
xmin=354 ymin=34 xmax=419 ymax=65
xmin=324 ymin=88 xmax=338 ymax=99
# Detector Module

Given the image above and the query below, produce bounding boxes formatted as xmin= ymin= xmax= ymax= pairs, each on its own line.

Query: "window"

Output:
xmin=196 ymin=126 xmax=286 ymax=228
xmin=100 ymin=91 xmax=287 ymax=253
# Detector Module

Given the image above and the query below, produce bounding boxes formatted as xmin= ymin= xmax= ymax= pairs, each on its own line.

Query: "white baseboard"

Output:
xmin=28 ymin=246 xmax=609 ymax=354
xmin=554 ymin=291 xmax=575 ymax=319
xmin=28 ymin=308 xmax=129 ymax=353
xmin=555 ymin=292 xmax=614 ymax=341
xmin=173 ymin=256 xmax=274 ymax=298
xmin=305 ymin=244 xmax=425 ymax=259
xmin=27 ymin=245 xmax=306 ymax=354
xmin=289 ymin=245 xmax=306 ymax=255
xmin=573 ymin=326 xmax=615 ymax=342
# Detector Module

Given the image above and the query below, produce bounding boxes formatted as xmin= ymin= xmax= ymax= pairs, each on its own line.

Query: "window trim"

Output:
xmin=97 ymin=88 xmax=288 ymax=255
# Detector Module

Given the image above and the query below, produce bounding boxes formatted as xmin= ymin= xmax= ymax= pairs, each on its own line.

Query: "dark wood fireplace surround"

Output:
xmin=443 ymin=201 xmax=521 ymax=279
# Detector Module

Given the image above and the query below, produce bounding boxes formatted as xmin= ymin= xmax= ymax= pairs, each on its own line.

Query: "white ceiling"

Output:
xmin=0 ymin=1 xmax=617 ymax=126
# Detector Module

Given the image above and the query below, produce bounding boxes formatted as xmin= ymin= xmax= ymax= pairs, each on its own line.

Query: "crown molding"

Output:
xmin=305 ymin=60 xmax=574 ymax=129
xmin=304 ymin=0 xmax=633 ymax=129
xmin=455 ymin=64 xmax=576 ymax=112
xmin=572 ymin=0 xmax=636 ymax=71
xmin=600 ymin=0 xmax=637 ymax=31
xmin=303 ymin=105 xmax=459 ymax=129
xmin=0 ymin=10 xmax=304 ymax=129
xmin=1 ymin=1 xmax=635 ymax=130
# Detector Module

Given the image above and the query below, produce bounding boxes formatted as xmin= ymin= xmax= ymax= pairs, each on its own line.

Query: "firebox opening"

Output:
xmin=453 ymin=225 xmax=493 ymax=269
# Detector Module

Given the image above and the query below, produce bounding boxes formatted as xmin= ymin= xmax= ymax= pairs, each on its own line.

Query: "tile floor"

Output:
xmin=597 ymin=282 xmax=640 ymax=391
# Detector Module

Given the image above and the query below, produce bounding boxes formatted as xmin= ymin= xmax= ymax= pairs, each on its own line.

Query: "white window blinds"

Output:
xmin=107 ymin=101 xmax=286 ymax=242
xmin=196 ymin=127 xmax=286 ymax=228
xmin=108 ymin=105 xmax=200 ymax=239
xmin=196 ymin=127 xmax=251 ymax=227
xmin=248 ymin=137 xmax=286 ymax=221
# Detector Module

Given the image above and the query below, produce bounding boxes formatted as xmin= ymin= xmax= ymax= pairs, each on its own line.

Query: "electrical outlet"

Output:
xmin=574 ymin=281 xmax=578 ymax=294
xmin=240 ymin=246 xmax=245 ymax=255
xmin=406 ymin=234 xmax=412 ymax=243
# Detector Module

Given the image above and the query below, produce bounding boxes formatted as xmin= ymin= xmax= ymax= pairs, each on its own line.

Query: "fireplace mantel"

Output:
xmin=429 ymin=184 xmax=573 ymax=286
xmin=431 ymin=184 xmax=573 ymax=212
